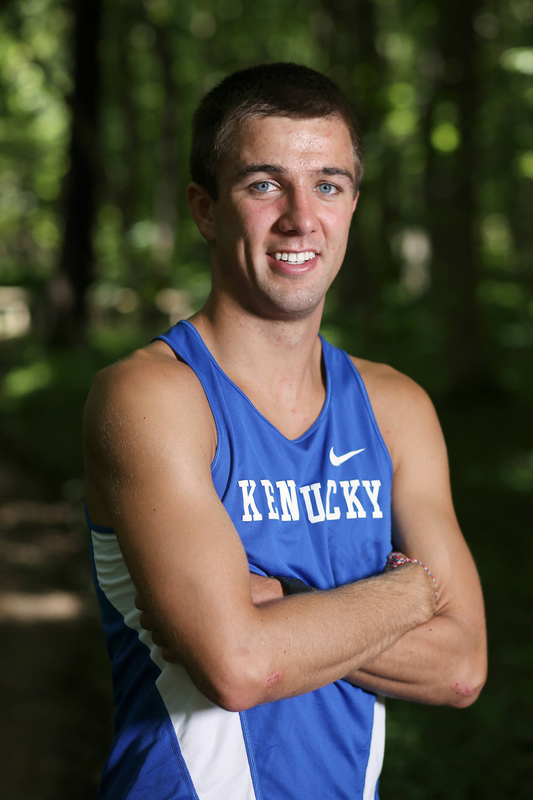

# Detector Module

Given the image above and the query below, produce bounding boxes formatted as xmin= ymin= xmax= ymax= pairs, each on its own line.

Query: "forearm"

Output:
xmin=344 ymin=611 xmax=487 ymax=708
xmin=159 ymin=563 xmax=435 ymax=711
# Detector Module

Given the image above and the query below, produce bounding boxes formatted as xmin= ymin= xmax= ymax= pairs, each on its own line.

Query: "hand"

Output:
xmin=384 ymin=551 xmax=438 ymax=614
xmin=249 ymin=573 xmax=284 ymax=605
xmin=134 ymin=595 xmax=177 ymax=661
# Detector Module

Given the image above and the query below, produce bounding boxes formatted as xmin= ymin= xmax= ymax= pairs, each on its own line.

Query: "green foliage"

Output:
xmin=1 ymin=0 xmax=533 ymax=795
xmin=0 ymin=0 xmax=71 ymax=285
xmin=0 ymin=0 xmax=531 ymax=398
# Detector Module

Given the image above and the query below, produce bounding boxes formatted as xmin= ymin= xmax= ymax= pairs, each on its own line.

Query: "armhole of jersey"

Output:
xmin=85 ymin=327 xmax=231 ymax=536
xmin=342 ymin=351 xmax=394 ymax=482
xmin=152 ymin=332 xmax=229 ymax=492
xmin=85 ymin=499 xmax=114 ymax=533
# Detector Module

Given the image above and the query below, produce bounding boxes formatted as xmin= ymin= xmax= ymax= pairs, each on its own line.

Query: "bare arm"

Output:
xmin=84 ymin=348 xmax=435 ymax=712
xmin=342 ymin=365 xmax=487 ymax=707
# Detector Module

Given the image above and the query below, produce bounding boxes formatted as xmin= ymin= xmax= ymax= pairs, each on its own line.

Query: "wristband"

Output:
xmin=385 ymin=551 xmax=438 ymax=610
xmin=271 ymin=575 xmax=314 ymax=596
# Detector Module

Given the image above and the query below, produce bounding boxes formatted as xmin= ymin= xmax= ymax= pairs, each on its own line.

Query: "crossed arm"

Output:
xmin=84 ymin=348 xmax=486 ymax=712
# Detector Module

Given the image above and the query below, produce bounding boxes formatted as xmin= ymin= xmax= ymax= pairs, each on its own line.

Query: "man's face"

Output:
xmin=201 ymin=115 xmax=358 ymax=320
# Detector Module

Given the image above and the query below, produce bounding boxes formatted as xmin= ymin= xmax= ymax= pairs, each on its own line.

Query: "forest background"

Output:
xmin=0 ymin=0 xmax=532 ymax=797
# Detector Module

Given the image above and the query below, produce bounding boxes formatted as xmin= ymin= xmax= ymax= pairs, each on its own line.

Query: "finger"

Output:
xmin=139 ymin=611 xmax=156 ymax=631
xmin=162 ymin=646 xmax=180 ymax=664
xmin=134 ymin=594 xmax=145 ymax=611
xmin=151 ymin=630 xmax=169 ymax=647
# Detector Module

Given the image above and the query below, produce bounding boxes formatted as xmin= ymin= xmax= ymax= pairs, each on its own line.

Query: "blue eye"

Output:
xmin=255 ymin=181 xmax=273 ymax=192
xmin=317 ymin=183 xmax=337 ymax=194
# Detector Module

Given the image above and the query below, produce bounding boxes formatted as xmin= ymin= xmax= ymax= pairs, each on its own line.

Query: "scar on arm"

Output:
xmin=265 ymin=671 xmax=283 ymax=687
xmin=453 ymin=680 xmax=474 ymax=698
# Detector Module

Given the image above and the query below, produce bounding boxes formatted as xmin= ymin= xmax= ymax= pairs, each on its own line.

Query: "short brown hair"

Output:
xmin=190 ymin=62 xmax=364 ymax=200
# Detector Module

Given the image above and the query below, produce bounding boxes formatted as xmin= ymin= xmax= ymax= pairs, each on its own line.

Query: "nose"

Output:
xmin=277 ymin=186 xmax=319 ymax=237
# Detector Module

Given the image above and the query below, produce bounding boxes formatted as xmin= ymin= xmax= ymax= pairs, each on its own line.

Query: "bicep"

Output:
xmin=112 ymin=468 xmax=253 ymax=629
xmin=84 ymin=362 xmax=256 ymax=677
xmin=389 ymin=389 xmax=483 ymax=622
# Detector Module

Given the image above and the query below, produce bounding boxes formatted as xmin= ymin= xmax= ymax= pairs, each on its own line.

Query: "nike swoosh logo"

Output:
xmin=329 ymin=447 xmax=365 ymax=466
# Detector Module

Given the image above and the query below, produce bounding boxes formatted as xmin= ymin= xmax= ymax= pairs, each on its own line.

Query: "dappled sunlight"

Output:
xmin=0 ymin=287 xmax=31 ymax=340
xmin=155 ymin=288 xmax=193 ymax=326
xmin=500 ymin=47 xmax=533 ymax=75
xmin=0 ymin=500 xmax=76 ymax=528
xmin=0 ymin=590 xmax=84 ymax=622
xmin=0 ymin=528 xmax=83 ymax=566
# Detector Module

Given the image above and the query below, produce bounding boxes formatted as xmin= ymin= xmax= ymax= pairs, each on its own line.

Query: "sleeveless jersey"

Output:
xmin=88 ymin=320 xmax=393 ymax=800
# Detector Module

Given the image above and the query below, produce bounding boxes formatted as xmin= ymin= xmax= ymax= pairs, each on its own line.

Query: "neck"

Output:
xmin=189 ymin=292 xmax=326 ymax=439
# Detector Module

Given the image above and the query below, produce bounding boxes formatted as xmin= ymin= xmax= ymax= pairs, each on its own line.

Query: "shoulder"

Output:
xmin=84 ymin=340 xmax=217 ymax=467
xmin=349 ymin=355 xmax=433 ymax=415
xmin=347 ymin=355 xmax=443 ymax=471
xmin=87 ymin=340 xmax=209 ymax=408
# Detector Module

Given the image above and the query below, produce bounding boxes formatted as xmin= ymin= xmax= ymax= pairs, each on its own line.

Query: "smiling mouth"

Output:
xmin=268 ymin=251 xmax=317 ymax=263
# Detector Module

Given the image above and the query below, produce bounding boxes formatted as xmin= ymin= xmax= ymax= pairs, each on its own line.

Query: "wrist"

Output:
xmin=386 ymin=551 xmax=438 ymax=614
xmin=249 ymin=573 xmax=285 ymax=605
xmin=270 ymin=575 xmax=314 ymax=596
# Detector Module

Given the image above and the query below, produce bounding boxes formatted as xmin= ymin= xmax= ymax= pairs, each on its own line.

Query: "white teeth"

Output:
xmin=273 ymin=251 xmax=316 ymax=262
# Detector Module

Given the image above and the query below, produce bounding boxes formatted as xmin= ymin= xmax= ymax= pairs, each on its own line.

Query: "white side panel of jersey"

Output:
xmin=91 ymin=529 xmax=257 ymax=800
xmin=362 ymin=695 xmax=386 ymax=800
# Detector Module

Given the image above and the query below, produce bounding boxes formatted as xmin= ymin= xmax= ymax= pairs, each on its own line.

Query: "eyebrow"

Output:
xmin=235 ymin=164 xmax=285 ymax=179
xmin=320 ymin=167 xmax=355 ymax=187
xmin=235 ymin=163 xmax=355 ymax=188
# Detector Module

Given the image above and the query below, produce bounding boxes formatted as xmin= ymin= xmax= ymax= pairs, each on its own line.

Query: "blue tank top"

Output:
xmin=88 ymin=320 xmax=393 ymax=800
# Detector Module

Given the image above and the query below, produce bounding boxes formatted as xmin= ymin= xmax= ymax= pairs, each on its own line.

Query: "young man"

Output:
xmin=84 ymin=63 xmax=486 ymax=799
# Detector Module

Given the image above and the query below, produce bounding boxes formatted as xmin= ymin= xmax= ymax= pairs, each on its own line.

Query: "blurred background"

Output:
xmin=0 ymin=0 xmax=532 ymax=797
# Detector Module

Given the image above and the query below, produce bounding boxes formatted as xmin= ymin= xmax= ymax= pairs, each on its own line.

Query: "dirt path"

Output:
xmin=0 ymin=457 xmax=113 ymax=799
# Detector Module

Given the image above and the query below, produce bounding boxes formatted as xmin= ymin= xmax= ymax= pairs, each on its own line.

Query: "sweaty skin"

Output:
xmin=85 ymin=115 xmax=486 ymax=712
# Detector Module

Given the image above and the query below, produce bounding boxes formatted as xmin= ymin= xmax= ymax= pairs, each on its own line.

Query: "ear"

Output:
xmin=352 ymin=191 xmax=360 ymax=214
xmin=187 ymin=182 xmax=216 ymax=242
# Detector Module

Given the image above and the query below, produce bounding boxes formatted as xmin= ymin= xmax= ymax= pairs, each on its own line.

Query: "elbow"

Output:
xmin=214 ymin=691 xmax=259 ymax=714
xmin=446 ymin=655 xmax=487 ymax=709
xmin=194 ymin=646 xmax=274 ymax=713
xmin=208 ymin=678 xmax=258 ymax=713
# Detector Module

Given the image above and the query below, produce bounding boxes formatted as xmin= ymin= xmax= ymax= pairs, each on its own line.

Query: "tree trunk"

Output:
xmin=152 ymin=21 xmax=181 ymax=266
xmin=48 ymin=0 xmax=103 ymax=345
xmin=317 ymin=0 xmax=390 ymax=352
xmin=423 ymin=0 xmax=494 ymax=395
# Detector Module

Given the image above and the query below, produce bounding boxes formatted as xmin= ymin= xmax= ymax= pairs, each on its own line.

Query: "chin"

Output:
xmin=253 ymin=286 xmax=326 ymax=321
